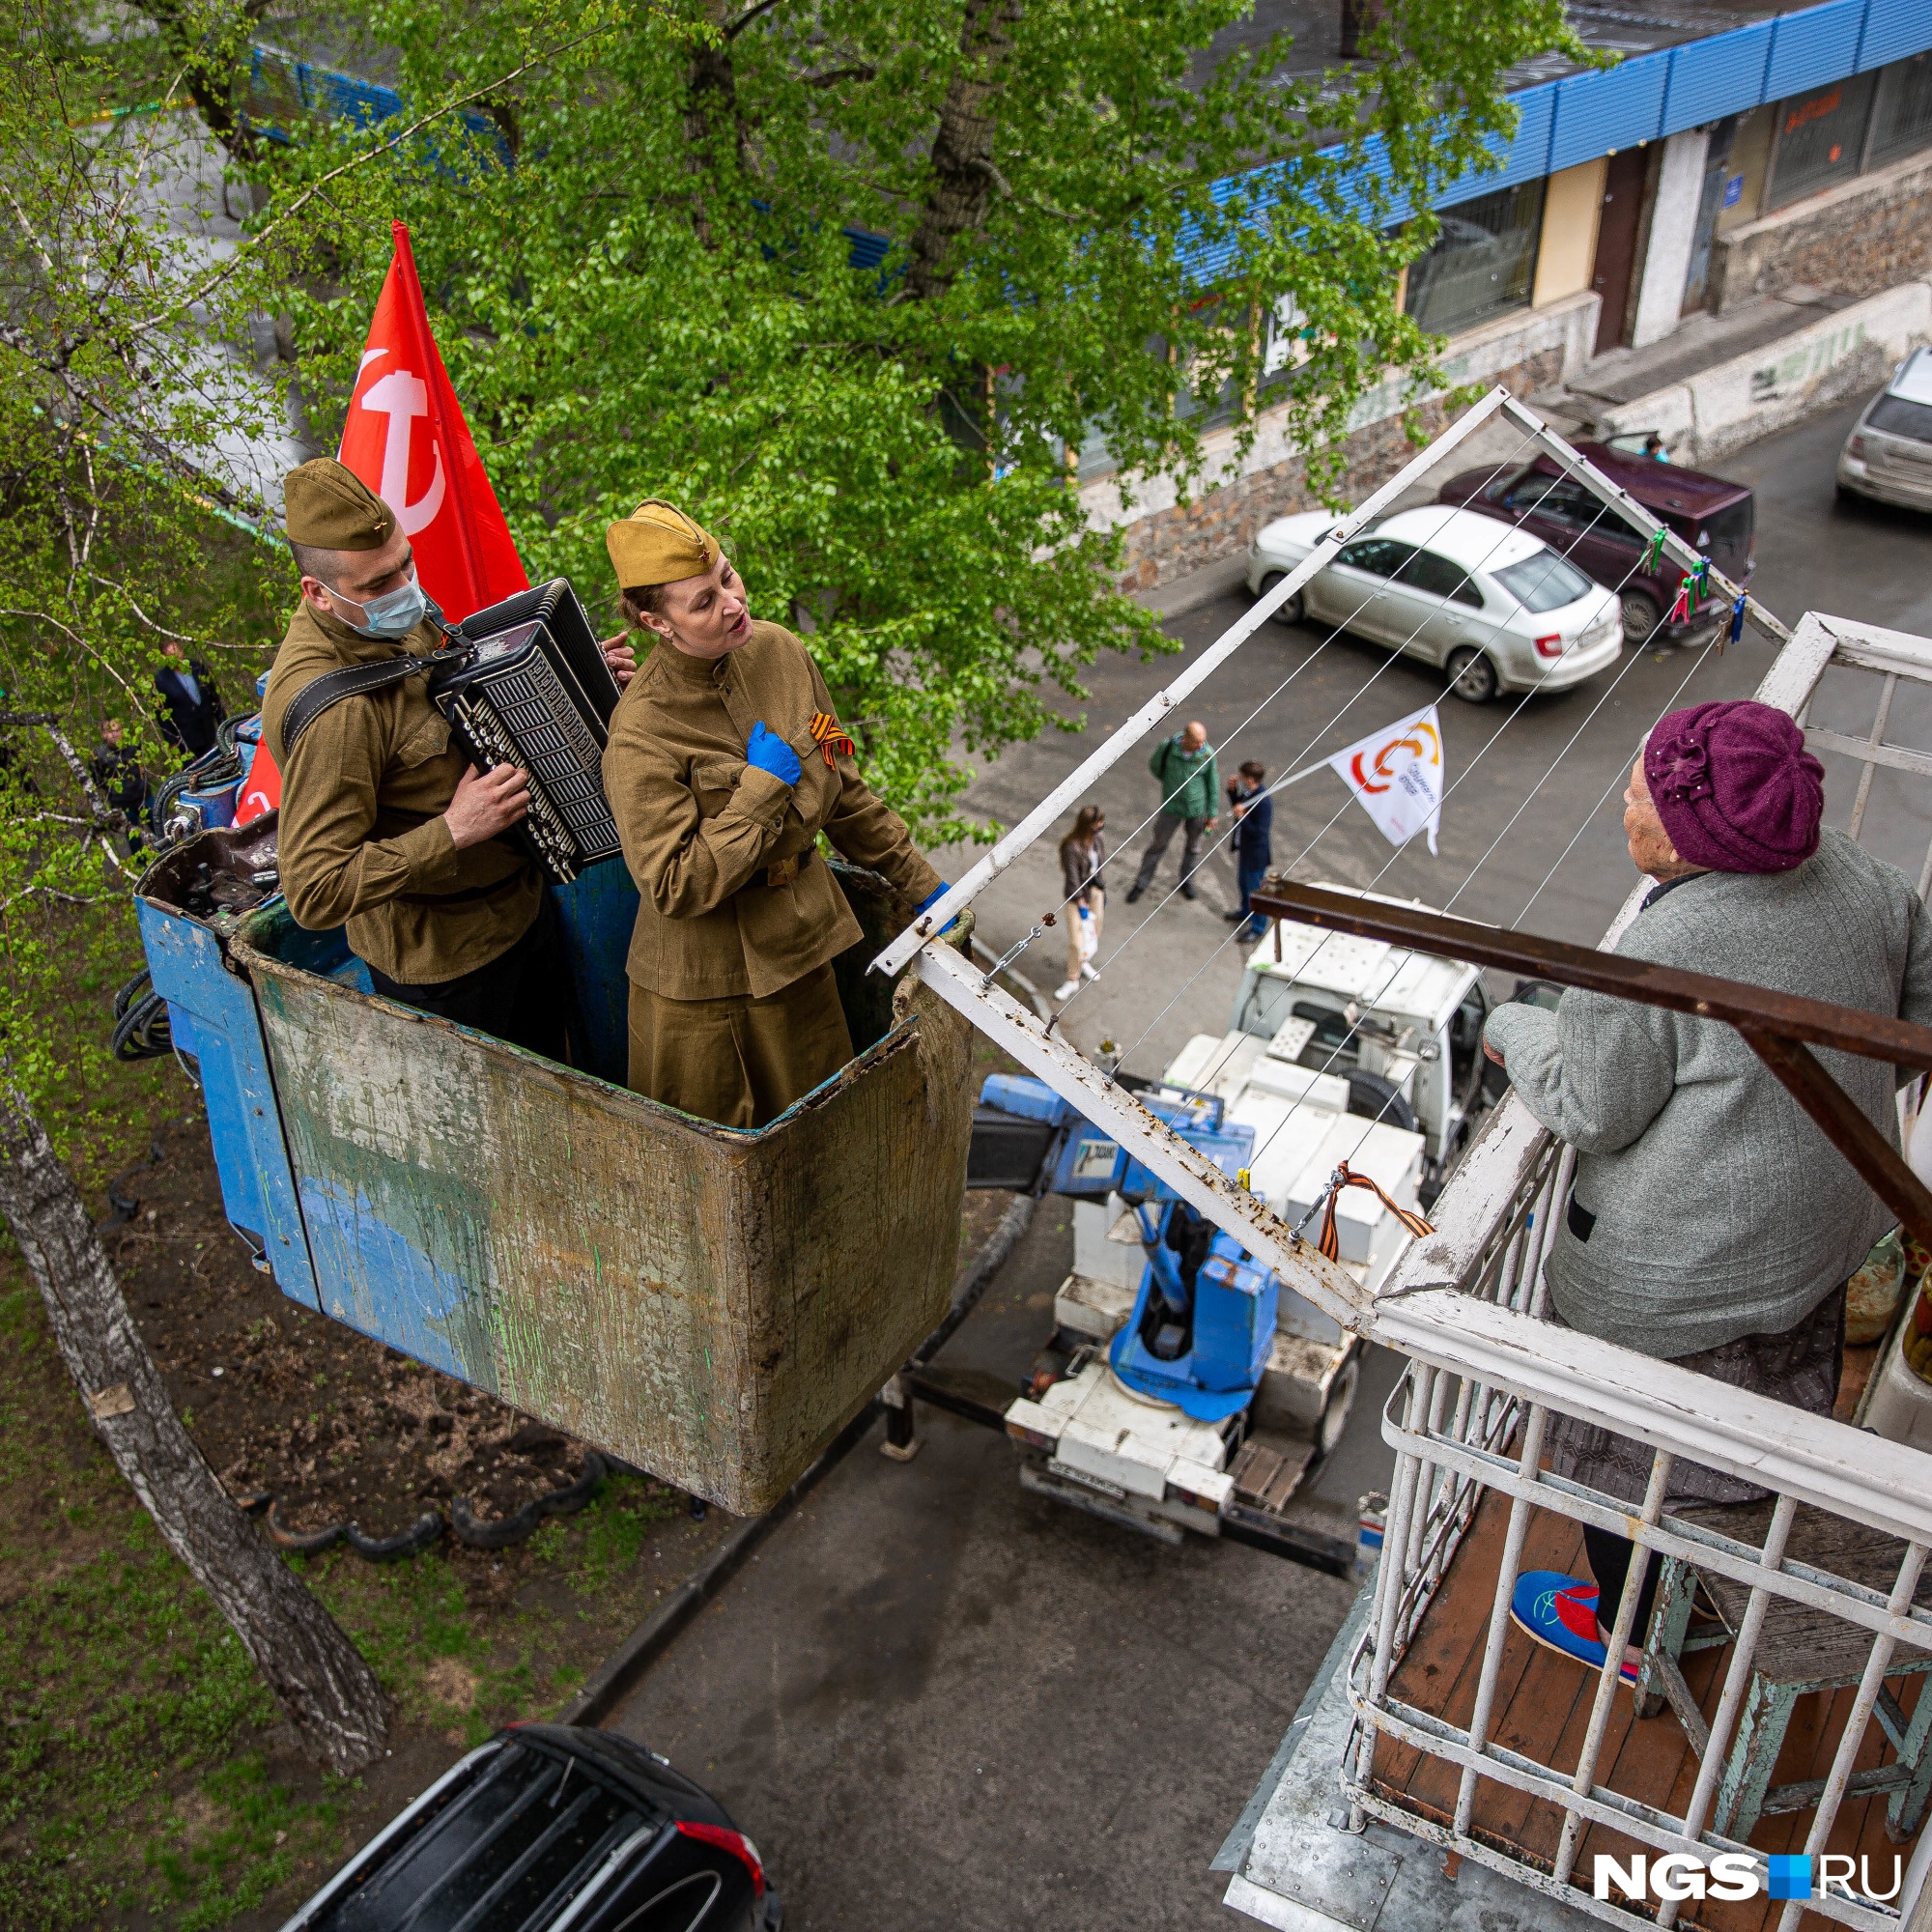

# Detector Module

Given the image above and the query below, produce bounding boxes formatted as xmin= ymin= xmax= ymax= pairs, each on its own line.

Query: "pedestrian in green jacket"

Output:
xmin=1126 ymin=721 xmax=1219 ymax=902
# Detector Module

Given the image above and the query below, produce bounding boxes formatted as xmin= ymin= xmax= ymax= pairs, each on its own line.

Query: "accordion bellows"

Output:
xmin=440 ymin=580 xmax=624 ymax=883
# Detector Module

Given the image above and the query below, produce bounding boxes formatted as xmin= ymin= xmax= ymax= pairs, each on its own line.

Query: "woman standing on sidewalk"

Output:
xmin=1055 ymin=806 xmax=1106 ymax=1001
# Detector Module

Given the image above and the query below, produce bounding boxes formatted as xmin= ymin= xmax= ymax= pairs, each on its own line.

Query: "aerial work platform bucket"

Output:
xmin=137 ymin=822 xmax=975 ymax=1515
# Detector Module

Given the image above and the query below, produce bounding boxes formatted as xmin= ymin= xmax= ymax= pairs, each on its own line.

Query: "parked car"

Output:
xmin=276 ymin=1724 xmax=780 ymax=1932
xmin=1244 ymin=503 xmax=1623 ymax=703
xmin=1435 ymin=440 xmax=1755 ymax=645
xmin=1837 ymin=346 xmax=1932 ymax=512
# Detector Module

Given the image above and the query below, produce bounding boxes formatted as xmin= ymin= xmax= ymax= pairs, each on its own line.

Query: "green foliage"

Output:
xmin=257 ymin=0 xmax=1579 ymax=840
xmin=0 ymin=1 xmax=302 ymax=1125
xmin=0 ymin=1274 xmax=350 ymax=1932
xmin=567 ymin=1467 xmax=680 ymax=1592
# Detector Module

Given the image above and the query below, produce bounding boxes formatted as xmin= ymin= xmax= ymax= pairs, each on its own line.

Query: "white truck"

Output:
xmin=1002 ymin=884 xmax=1496 ymax=1562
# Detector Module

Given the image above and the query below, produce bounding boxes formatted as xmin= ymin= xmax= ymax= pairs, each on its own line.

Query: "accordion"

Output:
xmin=432 ymin=580 xmax=624 ymax=884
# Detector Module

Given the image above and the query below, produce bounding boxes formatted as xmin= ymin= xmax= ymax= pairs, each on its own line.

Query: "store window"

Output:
xmin=1403 ymin=181 xmax=1543 ymax=337
xmin=1768 ymin=71 xmax=1877 ymax=210
xmin=1869 ymin=50 xmax=1932 ymax=172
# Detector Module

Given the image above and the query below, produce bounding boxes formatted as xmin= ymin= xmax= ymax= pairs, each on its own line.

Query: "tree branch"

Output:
xmin=128 ymin=23 xmax=618 ymax=340
xmin=723 ymin=0 xmax=784 ymax=39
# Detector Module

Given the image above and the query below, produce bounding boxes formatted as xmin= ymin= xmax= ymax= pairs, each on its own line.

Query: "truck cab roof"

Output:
xmin=1238 ymin=884 xmax=1479 ymax=1036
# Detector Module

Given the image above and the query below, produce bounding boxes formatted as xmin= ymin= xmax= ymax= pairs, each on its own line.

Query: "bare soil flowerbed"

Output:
xmin=5 ymin=1047 xmax=1007 ymax=1928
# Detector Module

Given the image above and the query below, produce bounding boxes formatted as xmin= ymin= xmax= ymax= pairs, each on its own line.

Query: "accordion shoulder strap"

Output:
xmin=279 ymin=652 xmax=441 ymax=757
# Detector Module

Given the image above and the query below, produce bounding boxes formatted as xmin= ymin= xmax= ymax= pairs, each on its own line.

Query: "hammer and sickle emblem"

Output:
xmin=354 ymin=351 xmax=447 ymax=535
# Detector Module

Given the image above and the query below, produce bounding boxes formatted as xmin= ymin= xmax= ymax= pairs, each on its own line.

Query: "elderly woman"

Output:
xmin=1484 ymin=699 xmax=1932 ymax=1683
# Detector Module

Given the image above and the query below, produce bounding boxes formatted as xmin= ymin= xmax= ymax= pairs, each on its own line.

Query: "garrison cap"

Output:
xmin=283 ymin=458 xmax=395 ymax=552
xmin=606 ymin=499 xmax=720 ymax=588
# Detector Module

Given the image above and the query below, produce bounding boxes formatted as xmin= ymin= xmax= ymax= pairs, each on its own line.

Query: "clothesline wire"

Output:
xmin=1027 ymin=424 xmax=1550 ymax=972
xmin=1514 ymin=639 xmax=1730 ymax=928
xmin=1052 ymin=435 xmax=1608 ymax=1025
xmin=1225 ymin=615 xmax=1730 ymax=1189
xmin=1107 ymin=479 xmax=1727 ymax=1187
xmin=1093 ymin=466 xmax=1664 ymax=1066
xmin=1212 ymin=536 xmax=1719 ymax=1179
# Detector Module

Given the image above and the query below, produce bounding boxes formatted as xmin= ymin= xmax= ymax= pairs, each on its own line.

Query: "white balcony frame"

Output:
xmin=869 ymin=384 xmax=1932 ymax=1928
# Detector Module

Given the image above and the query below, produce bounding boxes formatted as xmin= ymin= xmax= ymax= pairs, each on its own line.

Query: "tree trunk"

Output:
xmin=904 ymin=0 xmax=1024 ymax=303
xmin=684 ymin=0 xmax=748 ymax=248
xmin=0 ymin=1081 xmax=388 ymax=1774
xmin=135 ymin=0 xmax=277 ymax=166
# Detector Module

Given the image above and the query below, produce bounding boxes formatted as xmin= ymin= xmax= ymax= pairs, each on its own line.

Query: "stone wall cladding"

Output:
xmin=1115 ymin=345 xmax=1566 ymax=591
xmin=1714 ymin=150 xmax=1932 ymax=311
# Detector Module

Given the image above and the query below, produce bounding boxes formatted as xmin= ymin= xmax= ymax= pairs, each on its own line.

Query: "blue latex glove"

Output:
xmin=745 ymin=720 xmax=801 ymax=786
xmin=916 ymin=883 xmax=957 ymax=937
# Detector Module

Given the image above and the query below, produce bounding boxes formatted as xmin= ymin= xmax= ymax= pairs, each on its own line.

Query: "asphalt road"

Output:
xmin=931 ymin=390 xmax=1932 ymax=1085
xmin=605 ymin=1205 xmax=1364 ymax=1932
xmin=604 ymin=390 xmax=1932 ymax=1932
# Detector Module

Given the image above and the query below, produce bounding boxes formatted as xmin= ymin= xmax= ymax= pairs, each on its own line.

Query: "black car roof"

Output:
xmin=301 ymin=1731 xmax=668 ymax=1932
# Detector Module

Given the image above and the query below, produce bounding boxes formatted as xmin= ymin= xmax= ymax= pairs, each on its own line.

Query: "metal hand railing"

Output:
xmin=1244 ymin=886 xmax=1932 ymax=1930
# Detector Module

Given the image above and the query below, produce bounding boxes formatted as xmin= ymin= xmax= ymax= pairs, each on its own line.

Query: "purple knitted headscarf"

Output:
xmin=1643 ymin=700 xmax=1824 ymax=874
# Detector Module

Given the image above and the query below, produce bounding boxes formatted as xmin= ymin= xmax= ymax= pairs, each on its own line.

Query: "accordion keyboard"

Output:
xmin=443 ymin=645 xmax=623 ymax=884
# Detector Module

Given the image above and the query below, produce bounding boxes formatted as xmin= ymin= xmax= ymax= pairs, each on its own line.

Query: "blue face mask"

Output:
xmin=337 ymin=569 xmax=427 ymax=639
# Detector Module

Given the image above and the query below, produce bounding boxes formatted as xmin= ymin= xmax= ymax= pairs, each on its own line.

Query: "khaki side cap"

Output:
xmin=283 ymin=457 xmax=395 ymax=551
xmin=607 ymin=498 xmax=720 ymax=587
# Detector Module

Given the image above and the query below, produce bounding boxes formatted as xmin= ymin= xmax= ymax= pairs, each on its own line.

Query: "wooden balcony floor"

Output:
xmin=1369 ymin=1487 xmax=1922 ymax=1931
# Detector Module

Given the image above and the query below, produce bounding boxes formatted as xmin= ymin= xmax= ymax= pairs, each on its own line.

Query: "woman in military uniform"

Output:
xmin=601 ymin=500 xmax=942 ymax=1128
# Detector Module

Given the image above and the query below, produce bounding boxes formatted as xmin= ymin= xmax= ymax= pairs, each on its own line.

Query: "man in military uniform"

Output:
xmin=601 ymin=500 xmax=944 ymax=1128
xmin=262 ymin=458 xmax=563 ymax=1056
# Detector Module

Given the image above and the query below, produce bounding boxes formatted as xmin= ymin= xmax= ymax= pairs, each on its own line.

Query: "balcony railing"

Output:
xmin=1321 ymin=609 xmax=1932 ymax=1930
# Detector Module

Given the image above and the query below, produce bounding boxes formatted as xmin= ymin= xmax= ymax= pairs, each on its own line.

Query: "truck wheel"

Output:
xmin=1620 ymin=588 xmax=1662 ymax=645
xmin=1445 ymin=645 xmax=1498 ymax=704
xmin=1318 ymin=1352 xmax=1361 ymax=1457
xmin=1257 ymin=572 xmax=1304 ymax=626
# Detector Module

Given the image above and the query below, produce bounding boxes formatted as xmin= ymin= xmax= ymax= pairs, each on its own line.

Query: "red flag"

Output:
xmin=235 ymin=736 xmax=282 ymax=824
xmin=335 ymin=220 xmax=528 ymax=623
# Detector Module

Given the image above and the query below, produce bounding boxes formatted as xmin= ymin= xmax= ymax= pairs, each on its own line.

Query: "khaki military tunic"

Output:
xmin=262 ymin=600 xmax=542 ymax=985
xmin=603 ymin=621 xmax=941 ymax=1124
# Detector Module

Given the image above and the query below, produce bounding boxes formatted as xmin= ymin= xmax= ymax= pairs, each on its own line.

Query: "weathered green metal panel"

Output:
xmin=233 ymin=882 xmax=973 ymax=1514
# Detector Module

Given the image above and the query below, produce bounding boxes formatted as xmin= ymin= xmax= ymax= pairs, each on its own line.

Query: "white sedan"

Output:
xmin=1244 ymin=503 xmax=1624 ymax=703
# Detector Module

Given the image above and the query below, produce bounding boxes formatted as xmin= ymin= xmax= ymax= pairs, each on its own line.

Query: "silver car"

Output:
xmin=1837 ymin=347 xmax=1932 ymax=513
xmin=1243 ymin=503 xmax=1624 ymax=703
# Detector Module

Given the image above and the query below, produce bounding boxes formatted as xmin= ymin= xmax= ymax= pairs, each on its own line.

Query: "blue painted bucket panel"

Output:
xmin=136 ymin=896 xmax=320 ymax=1308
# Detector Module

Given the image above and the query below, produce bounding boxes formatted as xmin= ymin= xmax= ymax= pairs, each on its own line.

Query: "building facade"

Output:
xmin=1103 ymin=0 xmax=1932 ymax=588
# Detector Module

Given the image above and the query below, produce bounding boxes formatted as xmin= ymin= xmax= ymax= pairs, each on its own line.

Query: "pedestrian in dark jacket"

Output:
xmin=1054 ymin=806 xmax=1106 ymax=1001
xmin=1126 ymin=721 xmax=1218 ymax=902
xmin=1224 ymin=760 xmax=1273 ymax=939
xmin=90 ymin=718 xmax=148 ymax=829
xmin=155 ymin=642 xmax=226 ymax=760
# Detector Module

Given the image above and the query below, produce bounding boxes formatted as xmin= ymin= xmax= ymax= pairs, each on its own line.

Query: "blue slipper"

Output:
xmin=1510 ymin=1571 xmax=1640 ymax=1685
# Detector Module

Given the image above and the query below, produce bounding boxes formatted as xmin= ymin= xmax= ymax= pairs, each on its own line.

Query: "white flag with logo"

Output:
xmin=1327 ymin=704 xmax=1444 ymax=854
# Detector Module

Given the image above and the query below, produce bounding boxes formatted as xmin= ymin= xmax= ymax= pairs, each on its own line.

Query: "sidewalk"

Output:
xmin=1529 ymin=277 xmax=1932 ymax=468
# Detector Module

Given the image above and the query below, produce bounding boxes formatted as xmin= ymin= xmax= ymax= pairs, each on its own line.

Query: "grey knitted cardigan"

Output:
xmin=1484 ymin=829 xmax=1932 ymax=1358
